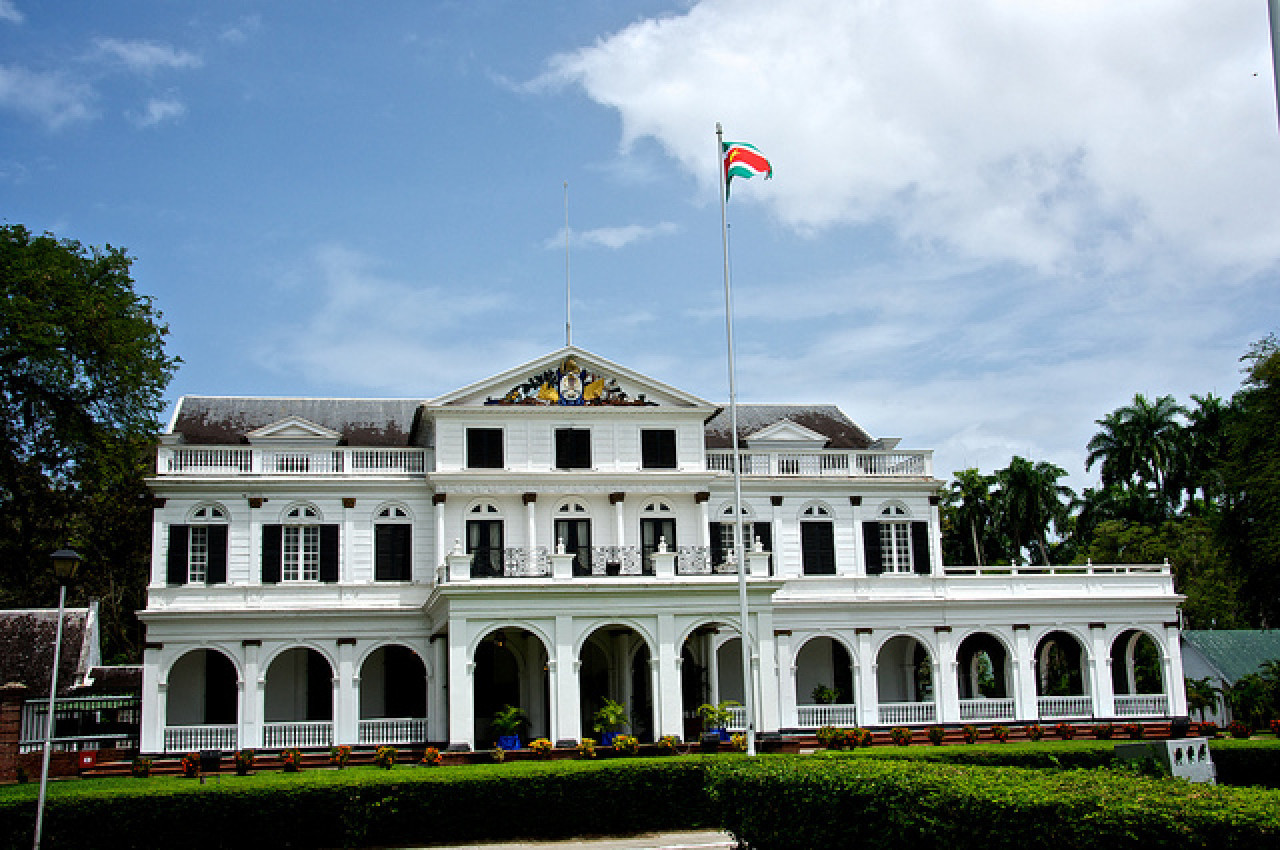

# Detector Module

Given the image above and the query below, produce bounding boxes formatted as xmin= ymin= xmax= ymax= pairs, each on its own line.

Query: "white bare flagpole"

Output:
xmin=564 ymin=180 xmax=572 ymax=346
xmin=1270 ymin=0 xmax=1280 ymax=133
xmin=716 ymin=122 xmax=756 ymax=757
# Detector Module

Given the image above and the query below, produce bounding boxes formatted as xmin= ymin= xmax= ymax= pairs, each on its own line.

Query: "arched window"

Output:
xmin=712 ymin=503 xmax=772 ymax=568
xmin=640 ymin=500 xmax=676 ymax=574
xmin=799 ymin=502 xmax=835 ymax=575
xmin=261 ymin=503 xmax=338 ymax=585
xmin=467 ymin=502 xmax=504 ymax=578
xmin=864 ymin=502 xmax=930 ymax=576
xmin=375 ymin=503 xmax=412 ymax=582
xmin=555 ymin=501 xmax=592 ymax=575
xmin=168 ymin=503 xmax=229 ymax=586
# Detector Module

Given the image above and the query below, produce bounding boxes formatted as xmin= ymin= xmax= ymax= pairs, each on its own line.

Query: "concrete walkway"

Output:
xmin=409 ymin=830 xmax=737 ymax=850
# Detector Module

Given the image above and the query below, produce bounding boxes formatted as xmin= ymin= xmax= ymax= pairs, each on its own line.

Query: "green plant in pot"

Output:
xmin=697 ymin=699 xmax=741 ymax=743
xmin=811 ymin=684 xmax=840 ymax=705
xmin=491 ymin=703 xmax=528 ymax=750
xmin=592 ymin=697 xmax=630 ymax=745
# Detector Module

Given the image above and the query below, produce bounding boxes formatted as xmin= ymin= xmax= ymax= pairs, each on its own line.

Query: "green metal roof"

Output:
xmin=1182 ymin=630 xmax=1280 ymax=682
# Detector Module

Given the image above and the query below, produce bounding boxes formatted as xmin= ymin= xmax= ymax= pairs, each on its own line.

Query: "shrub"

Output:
xmin=179 ymin=752 xmax=200 ymax=778
xmin=658 ymin=734 xmax=681 ymax=754
xmin=281 ymin=748 xmax=303 ymax=773
xmin=420 ymin=746 xmax=442 ymax=766
xmin=1123 ymin=723 xmax=1145 ymax=740
xmin=576 ymin=738 xmax=596 ymax=759
xmin=730 ymin=734 xmax=747 ymax=752
xmin=233 ymin=749 xmax=255 ymax=776
xmin=375 ymin=746 xmax=398 ymax=769
xmin=1197 ymin=721 xmax=1219 ymax=738
xmin=845 ymin=727 xmax=872 ymax=748
xmin=816 ymin=725 xmax=842 ymax=749
xmin=1093 ymin=723 xmax=1114 ymax=740
xmin=962 ymin=725 xmax=978 ymax=744
xmin=130 ymin=756 xmax=153 ymax=778
xmin=1024 ymin=724 xmax=1044 ymax=742
xmin=1054 ymin=723 xmax=1076 ymax=741
xmin=329 ymin=745 xmax=351 ymax=768
xmin=490 ymin=747 xmax=506 ymax=764
xmin=990 ymin=725 xmax=1008 ymax=743
xmin=613 ymin=734 xmax=640 ymax=756
xmin=890 ymin=727 xmax=912 ymax=746
xmin=927 ymin=726 xmax=946 ymax=745
xmin=529 ymin=737 xmax=554 ymax=758
xmin=1270 ymin=719 xmax=1280 ymax=736
xmin=1230 ymin=720 xmax=1252 ymax=739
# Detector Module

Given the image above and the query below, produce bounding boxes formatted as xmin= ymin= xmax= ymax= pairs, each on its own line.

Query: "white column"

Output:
xmin=427 ymin=637 xmax=447 ymax=742
xmin=552 ymin=615 xmax=580 ymax=744
xmin=241 ymin=642 xmax=261 ymax=750
xmin=142 ymin=651 xmax=163 ymax=753
xmin=1163 ymin=624 xmax=1188 ymax=716
xmin=525 ymin=498 xmax=537 ymax=557
xmin=1012 ymin=628 xmax=1037 ymax=722
xmin=851 ymin=499 xmax=865 ymax=577
xmin=855 ymin=630 xmax=877 ymax=726
xmin=698 ymin=499 xmax=711 ymax=549
xmin=775 ymin=631 xmax=797 ymax=729
xmin=770 ymin=498 xmax=784 ymax=577
xmin=929 ymin=500 xmax=944 ymax=576
xmin=247 ymin=500 xmax=262 ymax=587
xmin=755 ymin=610 xmax=779 ymax=734
xmin=433 ymin=497 xmax=446 ymax=577
xmin=150 ymin=512 xmax=167 ymax=588
xmin=934 ymin=630 xmax=959 ymax=723
xmin=706 ymin=632 xmax=721 ymax=705
xmin=447 ymin=619 xmax=474 ymax=749
xmin=613 ymin=497 xmax=626 ymax=547
xmin=342 ymin=500 xmax=354 ymax=582
xmin=656 ymin=614 xmax=683 ymax=739
xmin=335 ymin=641 xmax=357 ymax=745
xmin=1089 ymin=627 xmax=1115 ymax=718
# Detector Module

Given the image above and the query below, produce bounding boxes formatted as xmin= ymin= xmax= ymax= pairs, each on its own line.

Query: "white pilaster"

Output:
xmin=335 ymin=640 xmax=357 ymax=745
xmin=447 ymin=620 xmax=474 ymax=749
xmin=427 ymin=637 xmax=447 ymax=742
xmin=1089 ymin=627 xmax=1115 ymax=718
xmin=433 ymin=498 xmax=446 ymax=577
xmin=934 ymin=629 xmax=959 ymax=723
xmin=552 ymin=615 xmax=580 ymax=743
xmin=775 ymin=630 xmax=797 ymax=730
xmin=656 ymin=614 xmax=683 ymax=738
xmin=241 ymin=642 xmax=261 ymax=749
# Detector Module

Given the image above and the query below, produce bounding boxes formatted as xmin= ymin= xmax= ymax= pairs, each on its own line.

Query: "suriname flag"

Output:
xmin=722 ymin=141 xmax=772 ymax=199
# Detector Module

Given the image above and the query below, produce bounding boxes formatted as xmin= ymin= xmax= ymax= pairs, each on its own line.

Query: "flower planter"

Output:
xmin=699 ymin=733 xmax=721 ymax=753
xmin=598 ymin=732 xmax=616 ymax=747
xmin=497 ymin=735 xmax=522 ymax=750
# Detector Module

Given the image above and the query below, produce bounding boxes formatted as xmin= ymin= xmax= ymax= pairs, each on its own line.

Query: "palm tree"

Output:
xmin=993 ymin=456 xmax=1074 ymax=566
xmin=1085 ymin=394 xmax=1186 ymax=514
xmin=1183 ymin=676 xmax=1222 ymax=721
xmin=1181 ymin=392 xmax=1228 ymax=510
xmin=949 ymin=468 xmax=994 ymax=567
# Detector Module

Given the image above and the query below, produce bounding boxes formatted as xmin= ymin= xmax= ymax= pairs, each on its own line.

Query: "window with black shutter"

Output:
xmin=466 ymin=427 xmax=504 ymax=468
xmin=911 ymin=521 xmax=931 ymax=575
xmin=641 ymin=429 xmax=677 ymax=469
xmin=167 ymin=525 xmax=189 ymax=585
xmin=555 ymin=428 xmax=591 ymax=469
xmin=801 ymin=521 xmax=836 ymax=575
xmin=375 ymin=524 xmax=412 ymax=581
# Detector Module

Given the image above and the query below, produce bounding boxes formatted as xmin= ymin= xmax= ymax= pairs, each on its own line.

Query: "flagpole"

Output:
xmin=716 ymin=121 xmax=756 ymax=757
xmin=564 ymin=180 xmax=572 ymax=346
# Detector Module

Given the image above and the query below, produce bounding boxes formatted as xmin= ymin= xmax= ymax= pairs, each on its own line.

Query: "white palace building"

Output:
xmin=139 ymin=346 xmax=1187 ymax=754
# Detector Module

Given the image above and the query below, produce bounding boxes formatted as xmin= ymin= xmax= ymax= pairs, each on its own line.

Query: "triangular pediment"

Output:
xmin=429 ymin=346 xmax=716 ymax=410
xmin=744 ymin=419 xmax=829 ymax=449
xmin=245 ymin=416 xmax=342 ymax=443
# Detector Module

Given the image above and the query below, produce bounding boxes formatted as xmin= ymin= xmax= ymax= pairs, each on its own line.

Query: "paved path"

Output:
xmin=407 ymin=830 xmax=737 ymax=850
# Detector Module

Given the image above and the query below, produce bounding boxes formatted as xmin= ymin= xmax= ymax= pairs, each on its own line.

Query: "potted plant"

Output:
xmin=131 ymin=756 xmax=153 ymax=778
xmin=612 ymin=733 xmax=640 ymax=756
xmin=990 ymin=725 xmax=1009 ymax=743
xmin=180 ymin=752 xmax=201 ymax=778
xmin=374 ymin=745 xmax=398 ymax=769
xmin=529 ymin=737 xmax=554 ymax=759
xmin=329 ymin=745 xmax=351 ymax=768
xmin=962 ymin=724 xmax=979 ymax=744
xmin=491 ymin=703 xmax=528 ymax=750
xmin=815 ymin=725 xmax=842 ymax=749
xmin=846 ymin=727 xmax=872 ymax=748
xmin=927 ymin=726 xmax=946 ymax=745
xmin=576 ymin=738 xmax=597 ymax=759
xmin=281 ymin=748 xmax=303 ymax=773
xmin=890 ymin=726 xmax=912 ymax=746
xmin=697 ymin=699 xmax=740 ymax=743
xmin=592 ymin=698 xmax=630 ymax=747
xmin=1024 ymin=723 xmax=1044 ymax=742
xmin=420 ymin=746 xmax=442 ymax=766
xmin=657 ymin=734 xmax=680 ymax=754
xmin=811 ymin=684 xmax=841 ymax=705
xmin=1054 ymin=722 xmax=1076 ymax=740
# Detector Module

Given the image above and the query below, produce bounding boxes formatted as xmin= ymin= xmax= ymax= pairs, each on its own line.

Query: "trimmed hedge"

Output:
xmin=1208 ymin=739 xmax=1280 ymax=789
xmin=708 ymin=757 xmax=1280 ymax=850
xmin=0 ymin=758 xmax=717 ymax=850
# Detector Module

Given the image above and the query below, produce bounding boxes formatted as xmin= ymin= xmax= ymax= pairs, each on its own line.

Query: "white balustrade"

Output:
xmin=725 ymin=705 xmax=747 ymax=731
xmin=1037 ymin=695 xmax=1093 ymax=719
xmin=958 ymin=698 xmax=1016 ymax=722
xmin=262 ymin=721 xmax=334 ymax=749
xmin=163 ymin=724 xmax=239 ymax=753
xmin=706 ymin=449 xmax=930 ymax=478
xmin=159 ymin=446 xmax=426 ymax=477
xmin=1113 ymin=694 xmax=1169 ymax=717
xmin=796 ymin=704 xmax=858 ymax=728
xmin=877 ymin=701 xmax=937 ymax=725
xmin=358 ymin=718 xmax=429 ymax=745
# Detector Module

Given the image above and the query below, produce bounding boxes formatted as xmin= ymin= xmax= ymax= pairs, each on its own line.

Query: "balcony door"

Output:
xmin=555 ymin=518 xmax=592 ymax=576
xmin=467 ymin=519 xmax=504 ymax=577
xmin=640 ymin=518 xmax=676 ymax=575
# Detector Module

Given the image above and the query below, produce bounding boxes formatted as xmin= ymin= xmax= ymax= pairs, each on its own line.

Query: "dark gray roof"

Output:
xmin=0 ymin=609 xmax=92 ymax=697
xmin=170 ymin=397 xmax=426 ymax=447
xmin=703 ymin=405 xmax=874 ymax=449
xmin=1182 ymin=630 xmax=1280 ymax=683
xmin=73 ymin=665 xmax=142 ymax=696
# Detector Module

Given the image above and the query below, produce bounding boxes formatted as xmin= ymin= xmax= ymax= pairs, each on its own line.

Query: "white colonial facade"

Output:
xmin=139 ymin=346 xmax=1186 ymax=753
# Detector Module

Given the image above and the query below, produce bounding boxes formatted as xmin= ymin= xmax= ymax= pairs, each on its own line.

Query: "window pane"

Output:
xmin=188 ymin=526 xmax=208 ymax=583
xmin=555 ymin=428 xmax=591 ymax=469
xmin=466 ymin=428 xmax=504 ymax=469
xmin=641 ymin=430 xmax=677 ymax=469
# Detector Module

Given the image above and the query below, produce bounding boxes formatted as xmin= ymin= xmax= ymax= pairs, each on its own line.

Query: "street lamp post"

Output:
xmin=33 ymin=548 xmax=81 ymax=850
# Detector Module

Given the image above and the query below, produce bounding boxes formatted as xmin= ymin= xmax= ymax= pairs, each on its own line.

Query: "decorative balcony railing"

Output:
xmin=159 ymin=447 xmax=426 ymax=476
xmin=796 ymin=704 xmax=858 ymax=728
xmin=263 ymin=721 xmax=333 ymax=749
xmin=706 ymin=449 xmax=931 ymax=478
xmin=878 ymin=700 xmax=937 ymax=725
xmin=1037 ymin=695 xmax=1093 ymax=719
xmin=1114 ymin=694 xmax=1169 ymax=717
xmin=358 ymin=718 xmax=429 ymax=745
xmin=163 ymin=724 xmax=238 ymax=753
xmin=958 ymin=697 xmax=1016 ymax=722
xmin=457 ymin=546 xmax=713 ymax=579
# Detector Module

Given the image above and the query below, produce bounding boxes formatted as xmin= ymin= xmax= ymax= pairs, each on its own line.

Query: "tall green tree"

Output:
xmin=947 ymin=468 xmax=996 ymax=566
xmin=1085 ymin=393 xmax=1186 ymax=514
xmin=0 ymin=224 xmax=179 ymax=660
xmin=992 ymin=456 xmax=1074 ymax=566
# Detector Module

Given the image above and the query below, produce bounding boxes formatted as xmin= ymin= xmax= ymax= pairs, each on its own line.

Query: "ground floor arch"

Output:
xmin=579 ymin=624 xmax=654 ymax=742
xmin=473 ymin=627 xmax=549 ymax=747
xmin=264 ymin=646 xmax=334 ymax=747
xmin=794 ymin=635 xmax=857 ymax=728
xmin=1111 ymin=628 xmax=1170 ymax=717
xmin=875 ymin=634 xmax=936 ymax=725
xmin=359 ymin=643 xmax=428 ymax=744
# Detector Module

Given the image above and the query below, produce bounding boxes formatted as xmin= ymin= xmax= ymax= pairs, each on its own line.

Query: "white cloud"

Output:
xmin=131 ymin=95 xmax=186 ymax=127
xmin=0 ymin=1 xmax=22 ymax=24
xmin=220 ymin=14 xmax=262 ymax=45
xmin=0 ymin=65 xmax=94 ymax=129
xmin=547 ymin=221 xmax=679 ymax=250
xmin=93 ymin=38 xmax=202 ymax=73
xmin=545 ymin=0 xmax=1280 ymax=278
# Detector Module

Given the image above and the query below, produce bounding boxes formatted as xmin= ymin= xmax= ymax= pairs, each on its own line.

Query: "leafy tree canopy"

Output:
xmin=0 ymin=224 xmax=179 ymax=660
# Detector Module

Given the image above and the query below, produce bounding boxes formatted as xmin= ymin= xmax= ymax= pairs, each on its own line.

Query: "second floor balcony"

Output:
xmin=158 ymin=446 xmax=427 ymax=477
xmin=705 ymin=448 xmax=932 ymax=478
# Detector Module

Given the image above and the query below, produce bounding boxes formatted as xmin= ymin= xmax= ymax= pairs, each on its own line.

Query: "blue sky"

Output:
xmin=3 ymin=0 xmax=1279 ymax=492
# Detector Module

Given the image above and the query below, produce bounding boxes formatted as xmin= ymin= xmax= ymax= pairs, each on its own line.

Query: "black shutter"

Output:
xmin=863 ymin=522 xmax=884 ymax=575
xmin=709 ymin=522 xmax=724 ymax=566
xmin=207 ymin=525 xmax=228 ymax=584
xmin=262 ymin=525 xmax=282 ymax=584
xmin=911 ymin=521 xmax=931 ymax=575
xmin=801 ymin=522 xmax=835 ymax=575
xmin=167 ymin=525 xmax=189 ymax=586
xmin=376 ymin=524 xmax=411 ymax=581
xmin=319 ymin=524 xmax=340 ymax=583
